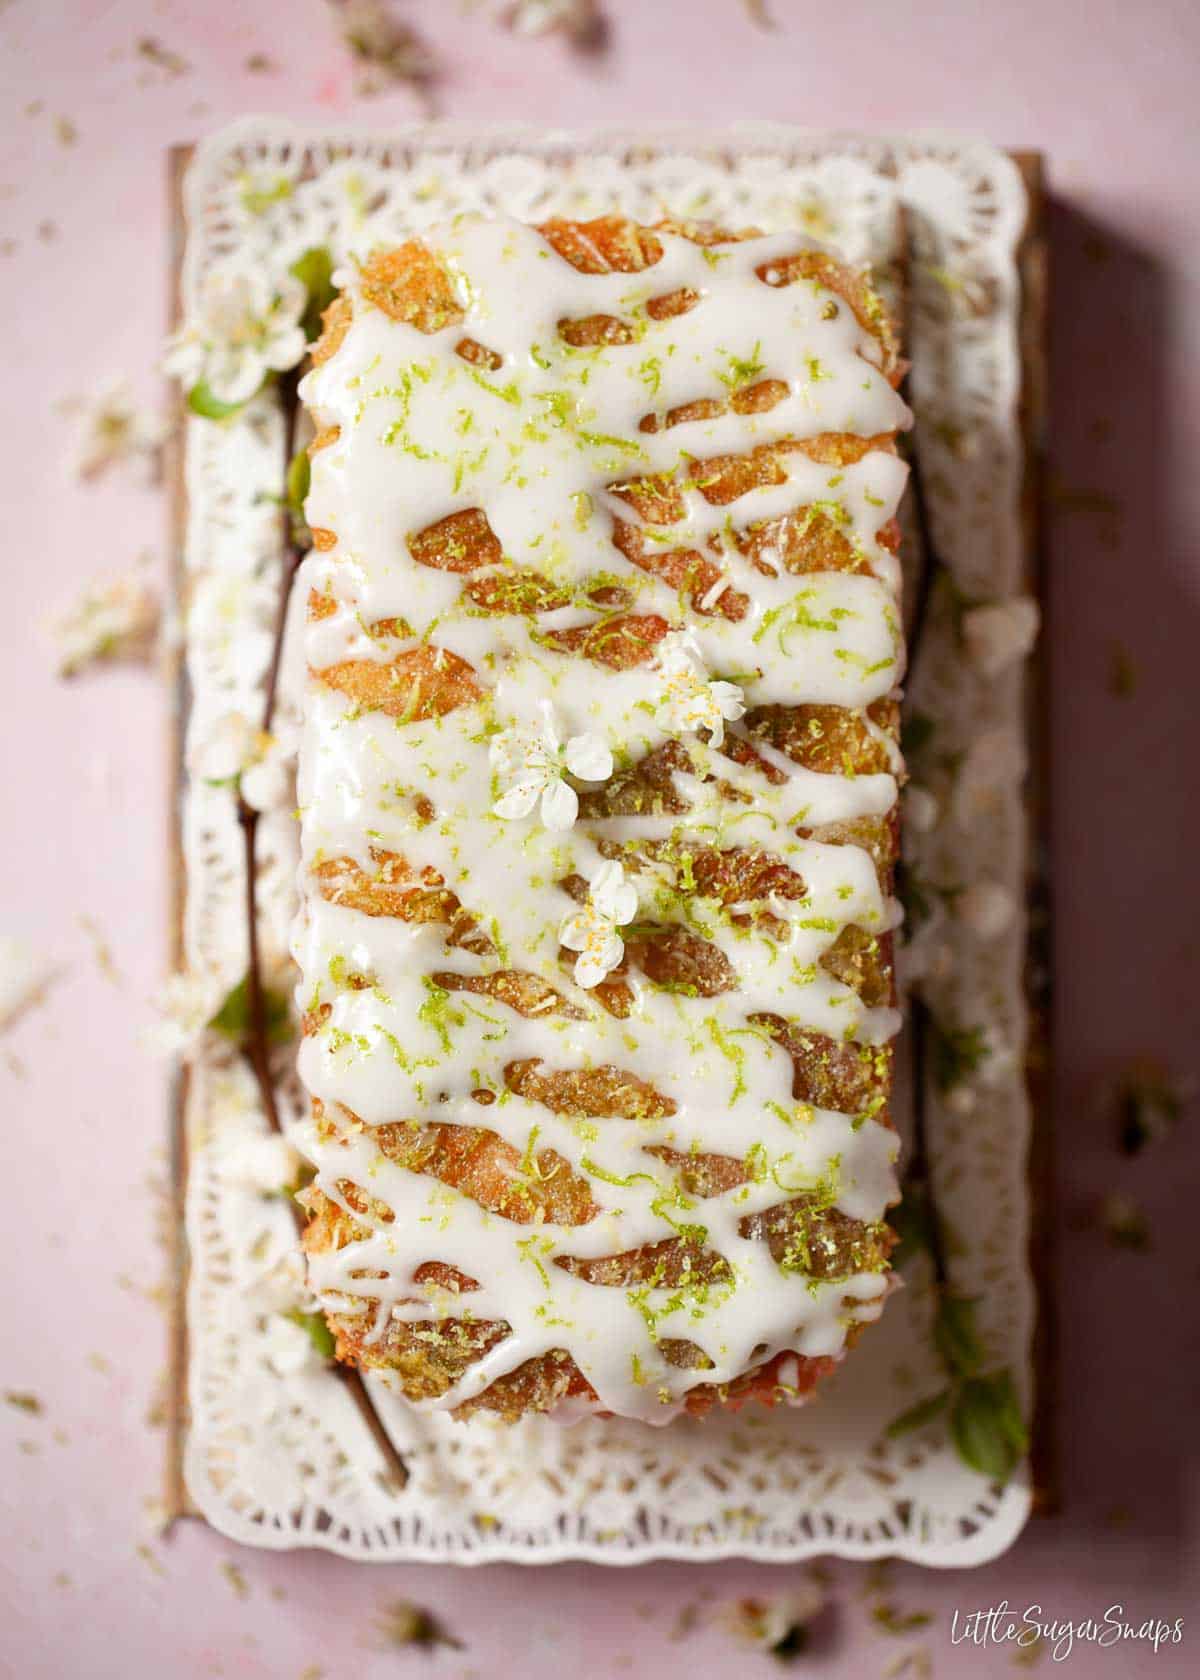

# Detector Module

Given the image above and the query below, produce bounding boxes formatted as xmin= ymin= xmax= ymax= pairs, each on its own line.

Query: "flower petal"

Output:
xmin=494 ymin=778 xmax=542 ymax=820
xmin=540 ymin=775 xmax=578 ymax=831
xmin=564 ymin=732 xmax=613 ymax=781
xmin=263 ymin=325 xmax=308 ymax=374
xmin=574 ymin=932 xmax=623 ymax=989
xmin=558 ymin=911 xmax=588 ymax=952
xmin=588 ymin=860 xmax=625 ymax=917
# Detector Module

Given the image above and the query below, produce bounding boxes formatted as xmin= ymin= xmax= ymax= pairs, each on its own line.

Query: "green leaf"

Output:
xmin=889 ymin=1178 xmax=936 ymax=1269
xmin=286 ymin=1309 xmax=335 ymax=1362
xmin=928 ymin=1017 xmax=989 ymax=1093
xmin=886 ymin=1387 xmax=950 ymax=1438
xmin=208 ymin=974 xmax=293 ymax=1046
xmin=286 ymin=445 xmax=311 ymax=516
xmin=187 ymin=379 xmax=253 ymax=421
xmin=934 ymin=1293 xmax=985 ymax=1378
xmin=950 ymin=1370 xmax=1028 ymax=1484
xmin=290 ymin=245 xmax=336 ymax=342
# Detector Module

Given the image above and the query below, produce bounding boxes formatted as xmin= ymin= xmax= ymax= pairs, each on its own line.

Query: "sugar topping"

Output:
xmin=294 ymin=214 xmax=910 ymax=1421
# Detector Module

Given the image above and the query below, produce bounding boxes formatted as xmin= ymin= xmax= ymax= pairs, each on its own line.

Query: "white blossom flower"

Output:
xmin=163 ymin=265 xmax=308 ymax=405
xmin=723 ymin=1583 xmax=827 ymax=1653
xmin=68 ymin=380 xmax=167 ymax=483
xmin=247 ymin=1245 xmax=310 ymax=1315
xmin=50 ymin=566 xmax=160 ymax=678
xmin=902 ymin=784 xmax=939 ymax=834
xmin=490 ymin=703 xmax=612 ymax=831
xmin=955 ymin=880 xmax=1017 ymax=939
xmin=144 ymin=971 xmax=221 ymax=1055
xmin=240 ymin=722 xmax=299 ymax=812
xmin=224 ymin=1131 xmax=301 ymax=1193
xmin=192 ymin=710 xmax=258 ymax=783
xmin=896 ymin=924 xmax=954 ymax=993
xmin=962 ymin=596 xmax=1040 ymax=678
xmin=0 ymin=937 xmax=58 ymax=1033
xmin=656 ymin=631 xmax=745 ymax=747
xmin=558 ymin=860 xmax=638 ymax=988
xmin=262 ymin=1313 xmax=319 ymax=1377
xmin=954 ymin=727 xmax=1026 ymax=823
xmin=190 ymin=710 xmax=280 ymax=791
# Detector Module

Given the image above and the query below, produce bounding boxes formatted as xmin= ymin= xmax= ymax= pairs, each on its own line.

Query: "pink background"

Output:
xmin=2 ymin=1 xmax=1198 ymax=1675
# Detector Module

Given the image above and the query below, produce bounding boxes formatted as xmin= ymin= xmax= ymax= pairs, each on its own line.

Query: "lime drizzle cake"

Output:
xmin=294 ymin=213 xmax=910 ymax=1422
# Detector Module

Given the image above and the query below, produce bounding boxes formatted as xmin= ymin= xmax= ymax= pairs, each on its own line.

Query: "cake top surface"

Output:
xmin=295 ymin=213 xmax=909 ymax=1422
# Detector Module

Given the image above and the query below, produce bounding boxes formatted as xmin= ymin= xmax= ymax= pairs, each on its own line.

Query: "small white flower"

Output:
xmin=163 ymin=264 xmax=307 ymax=405
xmin=144 ymin=971 xmax=220 ymax=1055
xmin=896 ymin=926 xmax=954 ymax=993
xmin=954 ymin=727 xmax=1026 ymax=823
xmin=248 ymin=1247 xmax=310 ymax=1315
xmin=0 ymin=937 xmax=58 ymax=1033
xmin=262 ymin=1313 xmax=318 ymax=1377
xmin=68 ymin=380 xmax=167 ymax=483
xmin=490 ymin=703 xmax=612 ymax=831
xmin=225 ymin=1132 xmax=301 ymax=1193
xmin=50 ymin=566 xmax=160 ymax=678
xmin=962 ymin=597 xmax=1040 ymax=678
xmin=902 ymin=784 xmax=939 ymax=834
xmin=724 ymin=1583 xmax=827 ymax=1652
xmin=191 ymin=711 xmax=263 ymax=786
xmin=955 ymin=880 xmax=1017 ymax=939
xmin=558 ymin=860 xmax=638 ymax=988
xmin=656 ymin=631 xmax=745 ymax=748
xmin=240 ymin=722 xmax=299 ymax=812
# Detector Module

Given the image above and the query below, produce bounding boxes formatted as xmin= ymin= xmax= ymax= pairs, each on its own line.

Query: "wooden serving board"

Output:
xmin=161 ymin=141 xmax=1053 ymax=1531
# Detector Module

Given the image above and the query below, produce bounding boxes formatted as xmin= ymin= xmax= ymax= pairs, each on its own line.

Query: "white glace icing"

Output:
xmin=294 ymin=214 xmax=910 ymax=1423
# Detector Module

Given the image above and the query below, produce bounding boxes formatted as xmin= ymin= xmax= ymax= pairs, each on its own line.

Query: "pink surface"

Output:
xmin=2 ymin=1 xmax=1198 ymax=1676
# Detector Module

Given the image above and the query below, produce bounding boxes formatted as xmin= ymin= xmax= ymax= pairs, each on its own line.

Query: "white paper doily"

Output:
xmin=177 ymin=120 xmax=1034 ymax=1565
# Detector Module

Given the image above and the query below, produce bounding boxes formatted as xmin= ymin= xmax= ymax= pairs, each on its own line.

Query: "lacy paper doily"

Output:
xmin=177 ymin=120 xmax=1034 ymax=1565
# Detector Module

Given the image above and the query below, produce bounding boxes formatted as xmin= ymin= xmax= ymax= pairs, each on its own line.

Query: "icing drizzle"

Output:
xmin=294 ymin=215 xmax=910 ymax=1423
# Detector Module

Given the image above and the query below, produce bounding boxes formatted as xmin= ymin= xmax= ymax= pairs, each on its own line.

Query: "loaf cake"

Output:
xmin=293 ymin=211 xmax=909 ymax=1424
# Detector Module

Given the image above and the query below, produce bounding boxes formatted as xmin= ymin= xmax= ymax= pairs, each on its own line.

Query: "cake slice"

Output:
xmin=293 ymin=212 xmax=909 ymax=1423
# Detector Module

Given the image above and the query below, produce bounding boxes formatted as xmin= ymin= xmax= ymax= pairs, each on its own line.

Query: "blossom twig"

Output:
xmin=230 ymin=366 xmax=409 ymax=1492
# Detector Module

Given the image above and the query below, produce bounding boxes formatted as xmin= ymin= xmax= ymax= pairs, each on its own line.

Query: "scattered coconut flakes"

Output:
xmin=954 ymin=880 xmax=1017 ymax=939
xmin=66 ymin=380 xmax=167 ymax=484
xmin=50 ymin=565 xmax=160 ymax=678
xmin=870 ymin=1601 xmax=933 ymax=1635
xmin=327 ymin=0 xmax=437 ymax=99
xmin=0 ymin=938 xmax=58 ymax=1033
xmin=4 ymin=1390 xmax=43 ymax=1415
xmin=373 ymin=1599 xmax=463 ymax=1651
xmin=136 ymin=36 xmax=191 ymax=78
xmin=1112 ymin=1059 xmax=1189 ymax=1155
xmin=1099 ymin=1192 xmax=1151 ymax=1252
xmin=78 ymin=913 xmax=122 ymax=985
xmin=504 ymin=0 xmax=605 ymax=41
xmin=962 ymin=597 xmax=1040 ymax=678
xmin=219 ymin=1558 xmax=249 ymax=1599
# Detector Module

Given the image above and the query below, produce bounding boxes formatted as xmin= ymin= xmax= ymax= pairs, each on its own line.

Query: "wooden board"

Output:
xmin=162 ymin=141 xmax=1053 ymax=1531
